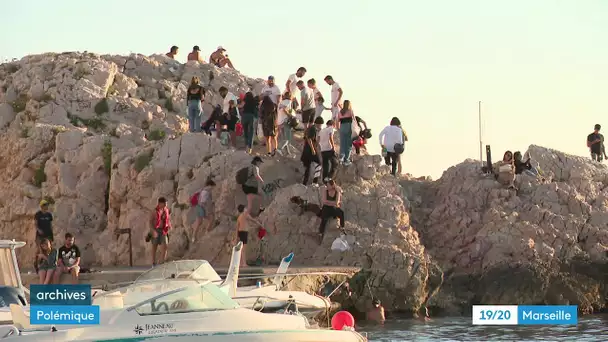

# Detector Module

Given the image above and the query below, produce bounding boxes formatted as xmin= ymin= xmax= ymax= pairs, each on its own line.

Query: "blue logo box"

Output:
xmin=30 ymin=284 xmax=92 ymax=306
xmin=518 ymin=305 xmax=578 ymax=325
xmin=30 ymin=305 xmax=100 ymax=325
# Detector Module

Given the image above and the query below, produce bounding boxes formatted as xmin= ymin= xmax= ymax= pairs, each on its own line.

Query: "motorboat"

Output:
xmin=0 ymin=280 xmax=367 ymax=341
xmin=0 ymin=241 xmax=28 ymax=326
xmin=93 ymin=244 xmax=344 ymax=319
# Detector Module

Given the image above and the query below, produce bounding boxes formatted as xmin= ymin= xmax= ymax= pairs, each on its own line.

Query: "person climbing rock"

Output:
xmin=240 ymin=156 xmax=265 ymax=215
xmin=241 ymin=92 xmax=258 ymax=154
xmin=324 ymin=75 xmax=343 ymax=122
xmin=301 ymin=116 xmax=324 ymax=186
xmin=191 ymin=179 xmax=216 ymax=243
xmin=187 ymin=46 xmax=204 ymax=62
xmin=319 ymin=119 xmax=338 ymax=183
xmin=286 ymin=67 xmax=307 ymax=109
xmin=587 ymin=124 xmax=606 ymax=162
xmin=260 ymin=96 xmax=278 ymax=156
xmin=209 ymin=46 xmax=235 ymax=69
xmin=318 ymin=179 xmax=345 ymax=243
xmin=235 ymin=204 xmax=264 ymax=268
xmin=379 ymin=117 xmax=405 ymax=176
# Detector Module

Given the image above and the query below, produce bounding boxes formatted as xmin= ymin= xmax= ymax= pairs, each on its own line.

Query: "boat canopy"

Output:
xmin=134 ymin=260 xmax=222 ymax=283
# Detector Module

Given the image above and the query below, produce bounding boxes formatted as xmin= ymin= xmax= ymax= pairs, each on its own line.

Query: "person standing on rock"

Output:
xmin=308 ymin=78 xmax=330 ymax=121
xmin=277 ymin=92 xmax=295 ymax=156
xmin=587 ymin=124 xmax=607 ymax=162
xmin=319 ymin=120 xmax=338 ymax=183
xmin=209 ymin=46 xmax=235 ymax=69
xmin=286 ymin=67 xmax=307 ymax=109
xmin=337 ymin=100 xmax=355 ymax=166
xmin=149 ymin=197 xmax=171 ymax=265
xmin=318 ymin=179 xmax=345 ymax=243
xmin=35 ymin=200 xmax=54 ymax=244
xmin=324 ymin=75 xmax=343 ymax=122
xmin=241 ymin=92 xmax=259 ymax=154
xmin=219 ymin=87 xmax=239 ymax=148
xmin=297 ymin=80 xmax=316 ymax=129
xmin=260 ymin=96 xmax=278 ymax=156
xmin=260 ymin=76 xmax=281 ymax=105
xmin=166 ymin=46 xmax=178 ymax=59
xmin=187 ymin=46 xmax=204 ymax=63
xmin=379 ymin=117 xmax=405 ymax=176
xmin=241 ymin=156 xmax=265 ymax=215
xmin=186 ymin=77 xmax=204 ymax=133
xmin=301 ymin=116 xmax=324 ymax=186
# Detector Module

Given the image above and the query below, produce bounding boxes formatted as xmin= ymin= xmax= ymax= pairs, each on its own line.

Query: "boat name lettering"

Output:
xmin=134 ymin=323 xmax=176 ymax=335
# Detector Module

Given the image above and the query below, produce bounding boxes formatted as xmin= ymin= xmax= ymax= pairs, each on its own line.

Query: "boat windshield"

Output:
xmin=132 ymin=282 xmax=239 ymax=316
xmin=134 ymin=260 xmax=221 ymax=283
xmin=0 ymin=243 xmax=20 ymax=288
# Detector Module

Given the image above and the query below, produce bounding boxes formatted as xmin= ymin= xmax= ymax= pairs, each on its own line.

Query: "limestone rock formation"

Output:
xmin=1 ymin=52 xmax=606 ymax=316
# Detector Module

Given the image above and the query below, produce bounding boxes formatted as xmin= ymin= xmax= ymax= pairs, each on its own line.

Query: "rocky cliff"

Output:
xmin=0 ymin=52 xmax=606 ymax=316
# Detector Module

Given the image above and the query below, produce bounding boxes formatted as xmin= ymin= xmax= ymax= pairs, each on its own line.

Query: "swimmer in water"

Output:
xmin=420 ymin=306 xmax=431 ymax=321
xmin=366 ymin=299 xmax=386 ymax=324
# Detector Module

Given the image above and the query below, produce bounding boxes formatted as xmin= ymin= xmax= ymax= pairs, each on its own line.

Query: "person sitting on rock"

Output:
xmin=56 ymin=233 xmax=81 ymax=284
xmin=513 ymin=151 xmax=540 ymax=177
xmin=318 ymin=179 xmax=345 ymax=243
xmin=366 ymin=299 xmax=385 ymax=325
xmin=209 ymin=46 xmax=235 ymax=69
xmin=494 ymin=150 xmax=516 ymax=189
xmin=166 ymin=46 xmax=178 ymax=59
xmin=35 ymin=238 xmax=58 ymax=284
xmin=187 ymin=46 xmax=204 ymax=63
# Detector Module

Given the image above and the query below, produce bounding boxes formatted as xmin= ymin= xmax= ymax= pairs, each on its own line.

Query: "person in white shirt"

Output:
xmin=260 ymin=76 xmax=281 ymax=105
xmin=318 ymin=120 xmax=338 ymax=182
xmin=297 ymin=80 xmax=316 ymax=128
xmin=277 ymin=92 xmax=295 ymax=156
xmin=191 ymin=179 xmax=216 ymax=243
xmin=324 ymin=75 xmax=343 ymax=121
xmin=219 ymin=87 xmax=239 ymax=147
xmin=285 ymin=67 xmax=307 ymax=109
xmin=378 ymin=117 xmax=405 ymax=176
xmin=307 ymin=79 xmax=330 ymax=121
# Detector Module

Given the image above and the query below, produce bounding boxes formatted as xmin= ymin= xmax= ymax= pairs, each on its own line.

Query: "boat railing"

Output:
xmin=1 ymin=326 xmax=19 ymax=338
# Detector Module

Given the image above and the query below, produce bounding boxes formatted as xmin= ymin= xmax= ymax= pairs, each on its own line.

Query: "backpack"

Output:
xmin=190 ymin=192 xmax=200 ymax=206
xmin=235 ymin=167 xmax=250 ymax=185
xmin=394 ymin=143 xmax=405 ymax=154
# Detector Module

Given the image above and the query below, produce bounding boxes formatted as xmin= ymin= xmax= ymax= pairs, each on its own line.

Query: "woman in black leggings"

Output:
xmin=318 ymin=179 xmax=345 ymax=242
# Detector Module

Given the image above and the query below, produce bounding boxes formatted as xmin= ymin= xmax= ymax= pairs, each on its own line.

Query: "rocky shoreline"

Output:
xmin=1 ymin=52 xmax=606 ymax=317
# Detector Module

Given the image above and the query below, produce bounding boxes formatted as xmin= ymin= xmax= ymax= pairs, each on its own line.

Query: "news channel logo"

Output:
xmin=29 ymin=284 xmax=100 ymax=325
xmin=472 ymin=305 xmax=578 ymax=325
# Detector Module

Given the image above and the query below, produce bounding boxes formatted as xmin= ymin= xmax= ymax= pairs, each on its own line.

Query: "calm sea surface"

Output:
xmin=361 ymin=315 xmax=608 ymax=341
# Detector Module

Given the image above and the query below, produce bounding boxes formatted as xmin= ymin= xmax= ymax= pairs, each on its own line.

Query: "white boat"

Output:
xmin=0 ymin=241 xmax=28 ymax=326
xmin=0 ymin=243 xmax=366 ymax=341
xmin=124 ymin=250 xmax=336 ymax=318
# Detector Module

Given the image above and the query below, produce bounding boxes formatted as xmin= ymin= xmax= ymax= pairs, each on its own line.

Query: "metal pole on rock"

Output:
xmin=478 ymin=101 xmax=483 ymax=166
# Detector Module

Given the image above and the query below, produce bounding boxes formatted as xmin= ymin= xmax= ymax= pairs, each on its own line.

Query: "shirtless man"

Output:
xmin=187 ymin=46 xmax=204 ymax=62
xmin=366 ymin=299 xmax=386 ymax=324
xmin=210 ymin=46 xmax=235 ymax=69
xmin=235 ymin=204 xmax=263 ymax=268
xmin=166 ymin=46 xmax=178 ymax=59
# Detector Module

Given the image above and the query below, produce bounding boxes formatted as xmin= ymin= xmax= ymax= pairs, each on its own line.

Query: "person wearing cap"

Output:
xmin=260 ymin=76 xmax=281 ymax=105
xmin=35 ymin=200 xmax=54 ymax=244
xmin=242 ymin=156 xmax=265 ymax=215
xmin=366 ymin=298 xmax=386 ymax=324
xmin=187 ymin=46 xmax=204 ymax=63
xmin=209 ymin=46 xmax=235 ymax=69
xmin=286 ymin=67 xmax=307 ymax=109
xmin=587 ymin=124 xmax=607 ymax=162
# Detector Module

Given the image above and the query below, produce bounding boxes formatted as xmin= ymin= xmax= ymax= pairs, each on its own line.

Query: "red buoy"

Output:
xmin=331 ymin=311 xmax=355 ymax=330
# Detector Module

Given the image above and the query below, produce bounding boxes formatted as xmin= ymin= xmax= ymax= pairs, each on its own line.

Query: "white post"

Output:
xmin=10 ymin=239 xmax=24 ymax=291
xmin=478 ymin=101 xmax=483 ymax=166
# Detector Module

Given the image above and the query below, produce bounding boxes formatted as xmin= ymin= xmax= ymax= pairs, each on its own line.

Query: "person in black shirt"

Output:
xmin=587 ymin=124 xmax=607 ymax=162
xmin=186 ymin=77 xmax=204 ymax=133
xmin=513 ymin=151 xmax=539 ymax=177
xmin=301 ymin=117 xmax=324 ymax=186
xmin=57 ymin=233 xmax=81 ymax=284
xmin=35 ymin=200 xmax=53 ymax=243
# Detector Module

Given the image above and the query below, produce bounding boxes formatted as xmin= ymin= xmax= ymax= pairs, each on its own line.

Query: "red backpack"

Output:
xmin=190 ymin=192 xmax=200 ymax=206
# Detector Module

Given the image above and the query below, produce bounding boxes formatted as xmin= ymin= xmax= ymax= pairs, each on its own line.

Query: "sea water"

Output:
xmin=362 ymin=315 xmax=608 ymax=341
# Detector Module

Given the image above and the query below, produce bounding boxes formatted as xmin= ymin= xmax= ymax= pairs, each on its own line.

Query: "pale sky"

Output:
xmin=1 ymin=0 xmax=607 ymax=179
